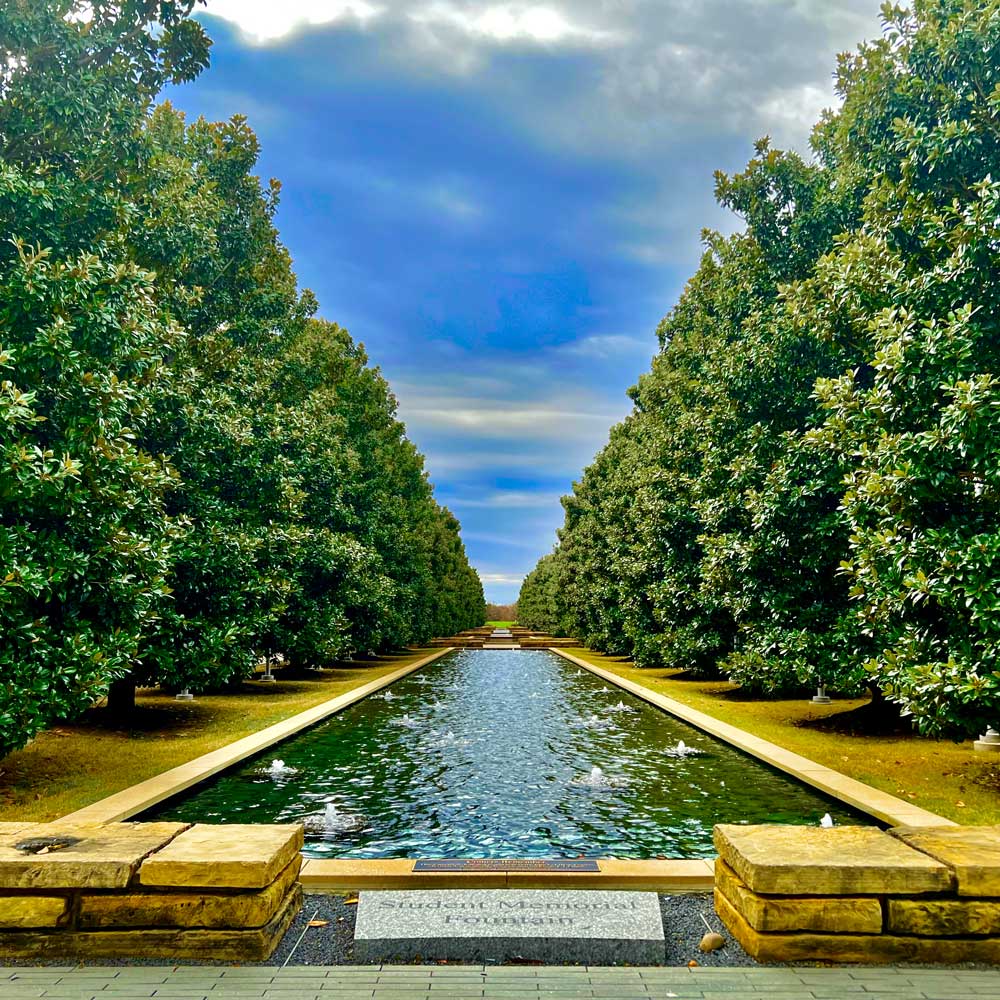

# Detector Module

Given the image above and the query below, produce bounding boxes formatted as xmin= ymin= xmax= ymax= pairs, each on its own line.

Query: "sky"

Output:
xmin=171 ymin=0 xmax=885 ymax=603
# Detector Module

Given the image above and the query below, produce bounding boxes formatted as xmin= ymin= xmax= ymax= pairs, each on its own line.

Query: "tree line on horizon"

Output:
xmin=519 ymin=0 xmax=1000 ymax=738
xmin=0 ymin=0 xmax=485 ymax=757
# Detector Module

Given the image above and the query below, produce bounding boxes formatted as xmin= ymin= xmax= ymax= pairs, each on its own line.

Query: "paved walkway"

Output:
xmin=3 ymin=966 xmax=1000 ymax=999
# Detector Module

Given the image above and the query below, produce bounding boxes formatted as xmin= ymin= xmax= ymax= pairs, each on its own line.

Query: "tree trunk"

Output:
xmin=866 ymin=682 xmax=905 ymax=731
xmin=107 ymin=674 xmax=136 ymax=719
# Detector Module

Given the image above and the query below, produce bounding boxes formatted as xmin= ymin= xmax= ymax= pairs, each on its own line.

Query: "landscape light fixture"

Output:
xmin=175 ymin=688 xmax=194 ymax=701
xmin=974 ymin=727 xmax=1000 ymax=753
xmin=260 ymin=657 xmax=276 ymax=683
xmin=811 ymin=684 xmax=831 ymax=705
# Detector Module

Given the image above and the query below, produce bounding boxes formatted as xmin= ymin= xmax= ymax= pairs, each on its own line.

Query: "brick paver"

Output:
xmin=2 ymin=967 xmax=1000 ymax=1000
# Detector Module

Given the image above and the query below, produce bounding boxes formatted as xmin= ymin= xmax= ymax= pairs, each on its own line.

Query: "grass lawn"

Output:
xmin=567 ymin=648 xmax=1000 ymax=826
xmin=486 ymin=620 xmax=515 ymax=627
xmin=0 ymin=649 xmax=437 ymax=824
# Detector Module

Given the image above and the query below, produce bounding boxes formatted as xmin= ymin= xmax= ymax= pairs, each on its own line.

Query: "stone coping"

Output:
xmin=550 ymin=648 xmax=954 ymax=829
xmin=56 ymin=649 xmax=455 ymax=826
xmin=299 ymin=858 xmax=714 ymax=892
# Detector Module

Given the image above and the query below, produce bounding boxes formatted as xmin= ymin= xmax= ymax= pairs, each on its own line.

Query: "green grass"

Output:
xmin=566 ymin=648 xmax=1000 ymax=826
xmin=0 ymin=649 xmax=435 ymax=823
xmin=486 ymin=620 xmax=515 ymax=627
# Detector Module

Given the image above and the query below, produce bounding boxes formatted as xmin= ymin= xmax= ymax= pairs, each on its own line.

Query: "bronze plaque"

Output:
xmin=412 ymin=859 xmax=600 ymax=872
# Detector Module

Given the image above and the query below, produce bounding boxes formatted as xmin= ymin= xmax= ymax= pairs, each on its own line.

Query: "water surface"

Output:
xmin=144 ymin=649 xmax=868 ymax=858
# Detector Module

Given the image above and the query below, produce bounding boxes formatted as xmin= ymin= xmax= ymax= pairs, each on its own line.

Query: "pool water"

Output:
xmin=143 ymin=649 xmax=869 ymax=858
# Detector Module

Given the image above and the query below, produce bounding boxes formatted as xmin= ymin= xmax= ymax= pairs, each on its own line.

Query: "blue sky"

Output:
xmin=173 ymin=0 xmax=883 ymax=603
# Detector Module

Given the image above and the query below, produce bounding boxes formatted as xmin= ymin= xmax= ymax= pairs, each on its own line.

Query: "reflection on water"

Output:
xmin=143 ymin=649 xmax=869 ymax=858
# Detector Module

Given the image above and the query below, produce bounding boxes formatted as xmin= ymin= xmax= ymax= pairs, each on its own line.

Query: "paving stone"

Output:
xmin=714 ymin=859 xmax=883 ymax=934
xmin=258 ymin=984 xmax=327 ymax=992
xmin=272 ymin=969 xmax=339 ymax=977
xmin=887 ymin=896 xmax=1000 ymax=936
xmin=219 ymin=969 xmax=281 ymax=976
xmin=891 ymin=825 xmax=1000 ymax=896
xmin=0 ymin=824 xmax=188 ymax=890
xmin=700 ymin=995 xmax=815 ymax=1000
xmin=713 ymin=824 xmax=954 ymax=896
xmin=585 ymin=989 xmax=650 ymax=997
xmin=715 ymin=887 xmax=1000 ymax=964
xmin=0 ymin=885 xmax=301 ymax=962
xmin=79 ymin=857 xmax=300 ymax=930
xmin=0 ymin=895 xmax=69 ymax=930
xmin=355 ymin=890 xmax=665 ymax=966
xmin=139 ymin=825 xmax=303 ymax=890
xmin=307 ymin=994 xmax=372 ymax=1000
xmin=0 ymin=823 xmax=40 ymax=840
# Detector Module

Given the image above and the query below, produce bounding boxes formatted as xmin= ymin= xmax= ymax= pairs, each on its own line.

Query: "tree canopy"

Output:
xmin=519 ymin=0 xmax=1000 ymax=738
xmin=0 ymin=0 xmax=484 ymax=755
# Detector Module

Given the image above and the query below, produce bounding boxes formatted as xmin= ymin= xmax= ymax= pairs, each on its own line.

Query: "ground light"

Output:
xmin=811 ymin=684 xmax=831 ymax=704
xmin=975 ymin=726 xmax=1000 ymax=753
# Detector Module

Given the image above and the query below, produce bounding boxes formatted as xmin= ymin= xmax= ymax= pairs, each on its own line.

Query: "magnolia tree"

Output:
xmin=520 ymin=0 xmax=1000 ymax=736
xmin=0 ymin=1 xmax=484 ymax=752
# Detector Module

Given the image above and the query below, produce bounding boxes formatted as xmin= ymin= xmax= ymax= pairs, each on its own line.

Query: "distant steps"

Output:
xmin=427 ymin=627 xmax=577 ymax=649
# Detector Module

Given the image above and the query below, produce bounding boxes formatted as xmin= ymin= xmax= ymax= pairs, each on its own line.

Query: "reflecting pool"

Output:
xmin=143 ymin=649 xmax=869 ymax=858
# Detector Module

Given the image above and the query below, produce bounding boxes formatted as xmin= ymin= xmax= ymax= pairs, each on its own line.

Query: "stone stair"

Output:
xmin=428 ymin=628 xmax=577 ymax=649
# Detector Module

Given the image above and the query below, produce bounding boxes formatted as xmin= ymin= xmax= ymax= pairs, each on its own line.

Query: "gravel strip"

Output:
xmin=0 ymin=892 xmax=752 ymax=968
xmin=5 ymin=890 xmax=997 ymax=970
xmin=235 ymin=892 xmax=755 ymax=967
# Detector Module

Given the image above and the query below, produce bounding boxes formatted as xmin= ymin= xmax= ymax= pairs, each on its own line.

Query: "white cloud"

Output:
xmin=203 ymin=0 xmax=382 ymax=43
xmin=408 ymin=403 xmax=616 ymax=435
xmin=558 ymin=334 xmax=651 ymax=360
xmin=424 ymin=181 xmax=484 ymax=223
xmin=408 ymin=3 xmax=619 ymax=47
xmin=448 ymin=490 xmax=563 ymax=508
xmin=760 ymin=83 xmax=834 ymax=138
xmin=478 ymin=571 xmax=527 ymax=585
xmin=464 ymin=531 xmax=543 ymax=550
xmin=203 ymin=0 xmax=617 ymax=48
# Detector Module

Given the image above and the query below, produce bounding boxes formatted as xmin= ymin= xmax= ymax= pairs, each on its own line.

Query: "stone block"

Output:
xmin=890 ymin=826 xmax=1000 ymax=896
xmin=0 ymin=885 xmax=302 ymax=962
xmin=79 ymin=855 xmax=300 ymax=930
xmin=138 ymin=823 xmax=303 ymax=889
xmin=0 ymin=823 xmax=189 ymax=890
xmin=714 ymin=824 xmax=953 ymax=896
xmin=0 ymin=896 xmax=69 ymax=929
xmin=715 ymin=888 xmax=1000 ymax=965
xmin=354 ymin=889 xmax=665 ymax=964
xmin=0 ymin=824 xmax=36 ymax=838
xmin=887 ymin=897 xmax=1000 ymax=937
xmin=714 ymin=859 xmax=883 ymax=934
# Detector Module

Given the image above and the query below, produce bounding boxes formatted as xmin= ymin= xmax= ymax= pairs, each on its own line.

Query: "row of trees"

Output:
xmin=0 ymin=1 xmax=484 ymax=756
xmin=485 ymin=603 xmax=518 ymax=622
xmin=520 ymin=0 xmax=1000 ymax=738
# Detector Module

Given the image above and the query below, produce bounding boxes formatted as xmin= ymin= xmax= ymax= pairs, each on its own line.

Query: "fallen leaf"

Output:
xmin=687 ymin=959 xmax=699 ymax=968
xmin=344 ymin=897 xmax=359 ymax=905
xmin=307 ymin=919 xmax=329 ymax=928
xmin=956 ymin=801 xmax=966 ymax=808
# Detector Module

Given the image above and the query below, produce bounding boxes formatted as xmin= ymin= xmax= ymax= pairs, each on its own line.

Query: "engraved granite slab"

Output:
xmin=354 ymin=889 xmax=665 ymax=963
